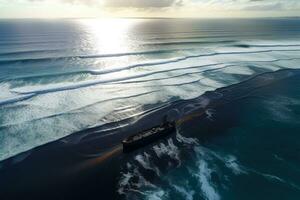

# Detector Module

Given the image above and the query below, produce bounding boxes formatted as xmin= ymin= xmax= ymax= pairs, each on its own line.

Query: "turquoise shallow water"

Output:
xmin=0 ymin=18 xmax=300 ymax=199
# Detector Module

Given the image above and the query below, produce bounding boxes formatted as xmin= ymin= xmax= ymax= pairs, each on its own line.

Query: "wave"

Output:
xmin=149 ymin=34 xmax=271 ymax=41
xmin=2 ymin=44 xmax=300 ymax=65
xmin=0 ymin=49 xmax=68 ymax=57
xmin=144 ymin=40 xmax=237 ymax=46
xmin=5 ymin=48 xmax=300 ymax=83
xmin=233 ymin=44 xmax=300 ymax=48
xmin=145 ymin=29 xmax=300 ymax=36
xmin=0 ymin=40 xmax=69 ymax=46
xmin=77 ymin=48 xmax=195 ymax=59
xmin=9 ymin=63 xmax=226 ymax=95
xmin=11 ymin=56 xmax=300 ymax=94
xmin=1 ymin=67 xmax=299 ymax=167
xmin=112 ymin=65 xmax=234 ymax=87
xmin=0 ymin=48 xmax=195 ymax=65
xmin=0 ymin=93 xmax=36 ymax=106
xmin=0 ymin=32 xmax=78 ymax=39
xmin=2 ymin=57 xmax=299 ymax=106
xmin=0 ymin=90 xmax=160 ymax=128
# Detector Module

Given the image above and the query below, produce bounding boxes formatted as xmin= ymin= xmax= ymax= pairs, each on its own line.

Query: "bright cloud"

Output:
xmin=0 ymin=0 xmax=299 ymax=18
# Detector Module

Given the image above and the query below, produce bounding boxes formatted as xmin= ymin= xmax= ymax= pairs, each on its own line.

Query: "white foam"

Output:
xmin=0 ymin=93 xmax=36 ymax=106
xmin=194 ymin=159 xmax=220 ymax=200
xmin=194 ymin=146 xmax=246 ymax=176
xmin=0 ymin=83 xmax=14 ymax=98
xmin=153 ymin=139 xmax=181 ymax=165
xmin=118 ymin=172 xmax=133 ymax=194
xmin=135 ymin=153 xmax=161 ymax=176
xmin=176 ymin=132 xmax=198 ymax=145
xmin=173 ymin=185 xmax=195 ymax=200
xmin=145 ymin=190 xmax=167 ymax=200
xmin=118 ymin=163 xmax=158 ymax=197
xmin=224 ymin=155 xmax=246 ymax=175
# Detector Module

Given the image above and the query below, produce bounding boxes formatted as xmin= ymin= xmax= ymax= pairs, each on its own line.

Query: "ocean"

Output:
xmin=0 ymin=18 xmax=300 ymax=200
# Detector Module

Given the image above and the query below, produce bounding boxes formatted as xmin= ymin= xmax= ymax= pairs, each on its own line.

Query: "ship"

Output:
xmin=122 ymin=119 xmax=176 ymax=153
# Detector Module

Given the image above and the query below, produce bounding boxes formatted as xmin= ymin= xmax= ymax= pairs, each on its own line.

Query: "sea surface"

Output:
xmin=0 ymin=18 xmax=300 ymax=199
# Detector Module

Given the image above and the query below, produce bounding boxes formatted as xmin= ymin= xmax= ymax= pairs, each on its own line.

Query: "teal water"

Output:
xmin=118 ymin=70 xmax=300 ymax=200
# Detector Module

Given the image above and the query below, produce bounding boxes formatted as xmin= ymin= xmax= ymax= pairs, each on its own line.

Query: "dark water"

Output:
xmin=116 ymin=69 xmax=300 ymax=200
xmin=0 ymin=18 xmax=300 ymax=200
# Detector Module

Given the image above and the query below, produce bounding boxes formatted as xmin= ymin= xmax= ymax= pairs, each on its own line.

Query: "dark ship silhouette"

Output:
xmin=122 ymin=117 xmax=176 ymax=152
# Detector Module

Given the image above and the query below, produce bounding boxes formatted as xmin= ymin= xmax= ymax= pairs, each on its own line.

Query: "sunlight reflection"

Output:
xmin=78 ymin=19 xmax=137 ymax=54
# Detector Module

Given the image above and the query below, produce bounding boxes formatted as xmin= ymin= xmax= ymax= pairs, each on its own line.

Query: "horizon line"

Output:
xmin=0 ymin=16 xmax=299 ymax=20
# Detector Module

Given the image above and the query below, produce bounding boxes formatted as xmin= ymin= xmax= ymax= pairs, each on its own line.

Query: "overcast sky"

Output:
xmin=0 ymin=0 xmax=300 ymax=18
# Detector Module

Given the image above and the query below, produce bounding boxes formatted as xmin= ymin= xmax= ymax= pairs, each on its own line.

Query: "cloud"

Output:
xmin=243 ymin=0 xmax=300 ymax=11
xmin=243 ymin=2 xmax=283 ymax=11
xmin=27 ymin=0 xmax=98 ymax=4
xmin=25 ymin=0 xmax=184 ymax=8
xmin=3 ymin=0 xmax=300 ymax=12
xmin=104 ymin=0 xmax=183 ymax=8
xmin=188 ymin=0 xmax=300 ymax=11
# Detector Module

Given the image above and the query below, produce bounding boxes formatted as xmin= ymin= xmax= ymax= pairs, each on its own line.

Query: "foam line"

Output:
xmin=0 ymin=40 xmax=68 ymax=46
xmin=0 ymin=48 xmax=195 ymax=64
xmin=0 ymin=49 xmax=68 ymax=57
xmin=77 ymin=48 xmax=196 ymax=59
xmin=0 ymin=45 xmax=300 ymax=66
xmin=84 ymin=49 xmax=300 ymax=76
xmin=11 ymin=63 xmax=227 ymax=95
xmin=233 ymin=44 xmax=300 ymax=48
xmin=5 ymin=55 xmax=300 ymax=84
xmin=0 ymin=94 xmax=36 ymax=106
xmin=144 ymin=40 xmax=237 ymax=46
xmin=10 ymin=57 xmax=300 ymax=96
xmin=149 ymin=34 xmax=271 ymax=40
xmin=3 ymin=48 xmax=300 ymax=82
xmin=0 ymin=47 xmax=74 ymax=56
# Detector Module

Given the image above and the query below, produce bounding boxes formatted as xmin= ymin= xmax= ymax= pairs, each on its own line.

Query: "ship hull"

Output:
xmin=122 ymin=125 xmax=175 ymax=153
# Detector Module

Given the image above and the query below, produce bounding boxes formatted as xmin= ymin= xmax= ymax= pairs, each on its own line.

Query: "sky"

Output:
xmin=0 ymin=0 xmax=300 ymax=18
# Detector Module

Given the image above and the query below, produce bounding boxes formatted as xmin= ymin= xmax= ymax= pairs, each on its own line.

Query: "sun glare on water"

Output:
xmin=78 ymin=19 xmax=138 ymax=54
